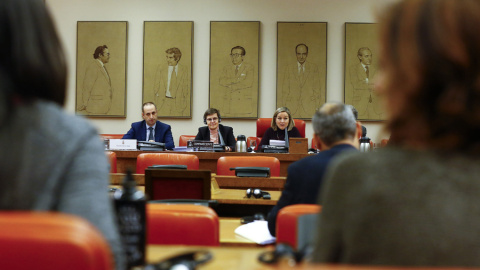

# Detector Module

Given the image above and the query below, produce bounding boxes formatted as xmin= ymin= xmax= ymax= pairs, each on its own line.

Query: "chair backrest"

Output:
xmin=293 ymin=119 xmax=306 ymax=138
xmin=136 ymin=153 xmax=199 ymax=174
xmin=216 ymin=156 xmax=281 ymax=177
xmin=381 ymin=139 xmax=389 ymax=147
xmin=276 ymin=204 xmax=321 ymax=248
xmin=147 ymin=203 xmax=219 ymax=246
xmin=100 ymin=134 xmax=124 ymax=140
xmin=256 ymin=118 xmax=306 ymax=138
xmin=179 ymin=135 xmax=196 ymax=147
xmin=105 ymin=151 xmax=117 ymax=173
xmin=0 ymin=212 xmax=112 ymax=270
xmin=145 ymin=169 xmax=211 ymax=200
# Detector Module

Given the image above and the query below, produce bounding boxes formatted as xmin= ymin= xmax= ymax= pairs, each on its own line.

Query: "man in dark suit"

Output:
xmin=195 ymin=108 xmax=236 ymax=151
xmin=267 ymin=102 xmax=361 ymax=236
xmin=122 ymin=102 xmax=175 ymax=150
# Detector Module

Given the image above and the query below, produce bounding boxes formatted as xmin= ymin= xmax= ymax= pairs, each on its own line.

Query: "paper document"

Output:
xmin=234 ymin=221 xmax=276 ymax=245
xmin=269 ymin=140 xmax=286 ymax=146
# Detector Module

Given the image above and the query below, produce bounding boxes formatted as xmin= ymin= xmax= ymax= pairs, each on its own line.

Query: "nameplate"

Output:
xmin=187 ymin=140 xmax=214 ymax=151
xmin=109 ymin=139 xmax=137 ymax=150
xmin=289 ymin=138 xmax=308 ymax=154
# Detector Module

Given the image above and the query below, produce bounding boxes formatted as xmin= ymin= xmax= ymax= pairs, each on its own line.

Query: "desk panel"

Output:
xmin=112 ymin=151 xmax=310 ymax=176
xmin=110 ymin=173 xmax=286 ymax=191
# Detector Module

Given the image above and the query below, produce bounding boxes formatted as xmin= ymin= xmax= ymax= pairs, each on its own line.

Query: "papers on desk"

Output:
xmin=234 ymin=221 xmax=276 ymax=245
xmin=269 ymin=140 xmax=286 ymax=146
xmin=173 ymin=146 xmax=194 ymax=152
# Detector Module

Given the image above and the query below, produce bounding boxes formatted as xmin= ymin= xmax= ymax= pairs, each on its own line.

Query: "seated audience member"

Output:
xmin=258 ymin=107 xmax=301 ymax=149
xmin=312 ymin=0 xmax=480 ymax=266
xmin=122 ymin=102 xmax=175 ymax=149
xmin=267 ymin=103 xmax=360 ymax=236
xmin=348 ymin=105 xmax=367 ymax=137
xmin=195 ymin=108 xmax=236 ymax=151
xmin=0 ymin=0 xmax=124 ymax=269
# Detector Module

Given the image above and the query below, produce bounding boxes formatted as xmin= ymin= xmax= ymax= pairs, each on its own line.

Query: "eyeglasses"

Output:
xmin=206 ymin=117 xmax=218 ymax=122
xmin=230 ymin=53 xmax=243 ymax=57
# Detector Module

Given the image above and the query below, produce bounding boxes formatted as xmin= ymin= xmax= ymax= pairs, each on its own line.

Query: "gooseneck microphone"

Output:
xmin=284 ymin=127 xmax=289 ymax=148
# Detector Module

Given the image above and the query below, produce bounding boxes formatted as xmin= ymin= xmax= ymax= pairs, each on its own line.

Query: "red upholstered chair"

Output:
xmin=100 ymin=134 xmax=124 ymax=140
xmin=136 ymin=153 xmax=199 ymax=174
xmin=256 ymin=118 xmax=306 ymax=142
xmin=216 ymin=156 xmax=281 ymax=177
xmin=179 ymin=135 xmax=196 ymax=147
xmin=147 ymin=204 xmax=219 ymax=246
xmin=0 ymin=212 xmax=112 ymax=270
xmin=276 ymin=204 xmax=322 ymax=248
xmin=105 ymin=151 xmax=117 ymax=173
xmin=381 ymin=139 xmax=389 ymax=147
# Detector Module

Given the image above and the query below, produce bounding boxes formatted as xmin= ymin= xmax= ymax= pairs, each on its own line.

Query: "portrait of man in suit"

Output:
xmin=347 ymin=47 xmax=382 ymax=119
xmin=280 ymin=43 xmax=323 ymax=119
xmin=276 ymin=22 xmax=327 ymax=120
xmin=344 ymin=23 xmax=385 ymax=121
xmin=219 ymin=46 xmax=255 ymax=117
xmin=77 ymin=45 xmax=112 ymax=114
xmin=209 ymin=21 xmax=259 ymax=118
xmin=153 ymin=47 xmax=190 ymax=117
xmin=75 ymin=21 xmax=127 ymax=117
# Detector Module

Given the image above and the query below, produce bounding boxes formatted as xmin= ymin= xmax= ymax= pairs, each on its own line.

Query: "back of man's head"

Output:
xmin=313 ymin=102 xmax=357 ymax=147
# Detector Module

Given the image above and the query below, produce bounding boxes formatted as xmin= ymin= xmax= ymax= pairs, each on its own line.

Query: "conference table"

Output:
xmin=146 ymin=245 xmax=451 ymax=270
xmin=110 ymin=173 xmax=286 ymax=191
xmin=112 ymin=150 xmax=311 ymax=176
xmin=110 ymin=173 xmax=281 ymax=217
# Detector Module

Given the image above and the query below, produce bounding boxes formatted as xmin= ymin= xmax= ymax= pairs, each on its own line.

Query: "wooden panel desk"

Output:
xmin=212 ymin=189 xmax=280 ymax=206
xmin=148 ymin=246 xmax=453 ymax=270
xmin=110 ymin=173 xmax=286 ymax=191
xmin=214 ymin=175 xmax=286 ymax=191
xmin=112 ymin=150 xmax=310 ymax=176
xmin=146 ymin=245 xmax=271 ymax=270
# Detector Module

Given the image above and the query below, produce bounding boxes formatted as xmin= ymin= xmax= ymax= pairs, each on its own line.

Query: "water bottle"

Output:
xmin=359 ymin=137 xmax=371 ymax=152
xmin=114 ymin=169 xmax=146 ymax=268
xmin=236 ymin=135 xmax=247 ymax=152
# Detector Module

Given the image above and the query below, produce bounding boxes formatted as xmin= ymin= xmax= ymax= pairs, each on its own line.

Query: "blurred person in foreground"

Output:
xmin=0 ymin=0 xmax=124 ymax=269
xmin=312 ymin=0 xmax=480 ymax=266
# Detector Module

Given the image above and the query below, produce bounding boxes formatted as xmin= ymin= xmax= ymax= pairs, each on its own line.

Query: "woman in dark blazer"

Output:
xmin=258 ymin=107 xmax=301 ymax=149
xmin=195 ymin=108 xmax=236 ymax=151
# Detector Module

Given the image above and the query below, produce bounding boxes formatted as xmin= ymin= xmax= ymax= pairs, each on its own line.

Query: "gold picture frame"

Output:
xmin=209 ymin=21 xmax=260 ymax=119
xmin=143 ymin=21 xmax=193 ymax=118
xmin=344 ymin=22 xmax=385 ymax=121
xmin=76 ymin=21 xmax=128 ymax=117
xmin=276 ymin=22 xmax=327 ymax=120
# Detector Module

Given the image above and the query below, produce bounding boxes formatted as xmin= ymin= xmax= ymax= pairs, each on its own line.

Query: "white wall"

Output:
xmin=46 ymin=0 xmax=394 ymax=146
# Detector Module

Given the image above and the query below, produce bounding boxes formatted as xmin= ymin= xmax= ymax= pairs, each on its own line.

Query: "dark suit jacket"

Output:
xmin=267 ymin=144 xmax=357 ymax=236
xmin=194 ymin=124 xmax=236 ymax=151
xmin=122 ymin=120 xmax=175 ymax=150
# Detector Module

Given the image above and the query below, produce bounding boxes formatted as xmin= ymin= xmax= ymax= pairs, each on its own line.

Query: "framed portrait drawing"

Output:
xmin=209 ymin=21 xmax=260 ymax=119
xmin=277 ymin=22 xmax=327 ymax=120
xmin=143 ymin=21 xmax=193 ymax=118
xmin=76 ymin=21 xmax=128 ymax=117
xmin=344 ymin=22 xmax=385 ymax=121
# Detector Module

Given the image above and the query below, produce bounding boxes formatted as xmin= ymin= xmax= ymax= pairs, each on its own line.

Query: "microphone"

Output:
xmin=284 ymin=127 xmax=289 ymax=148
